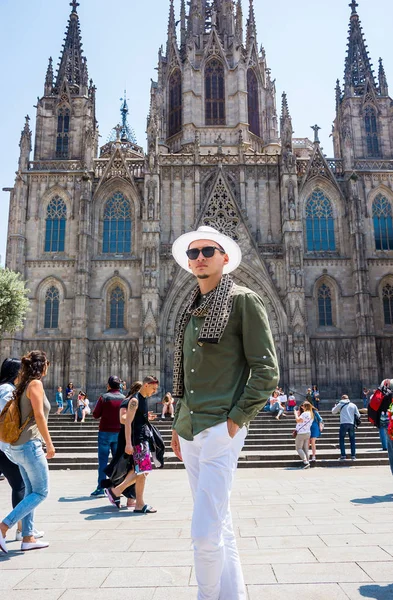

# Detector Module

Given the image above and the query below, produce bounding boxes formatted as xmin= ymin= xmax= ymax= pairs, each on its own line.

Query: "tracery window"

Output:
xmin=56 ymin=107 xmax=70 ymax=159
xmin=247 ymin=69 xmax=260 ymax=137
xmin=109 ymin=286 xmax=125 ymax=329
xmin=44 ymin=286 xmax=60 ymax=329
xmin=372 ymin=194 xmax=393 ymax=251
xmin=364 ymin=106 xmax=380 ymax=157
xmin=383 ymin=284 xmax=393 ymax=325
xmin=318 ymin=284 xmax=333 ymax=327
xmin=205 ymin=59 xmax=225 ymax=126
xmin=203 ymin=177 xmax=239 ymax=240
xmin=103 ymin=192 xmax=132 ymax=254
xmin=168 ymin=69 xmax=182 ymax=138
xmin=45 ymin=196 xmax=67 ymax=252
xmin=305 ymin=189 xmax=336 ymax=252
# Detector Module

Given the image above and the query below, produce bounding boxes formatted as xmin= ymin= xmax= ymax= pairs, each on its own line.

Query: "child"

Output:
xmin=287 ymin=391 xmax=297 ymax=412
xmin=56 ymin=386 xmax=63 ymax=414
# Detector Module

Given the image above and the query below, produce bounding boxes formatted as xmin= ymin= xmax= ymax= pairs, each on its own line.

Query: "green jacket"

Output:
xmin=173 ymin=284 xmax=279 ymax=441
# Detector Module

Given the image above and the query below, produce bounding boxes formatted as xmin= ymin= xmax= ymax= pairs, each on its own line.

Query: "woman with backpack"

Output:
xmin=0 ymin=350 xmax=55 ymax=554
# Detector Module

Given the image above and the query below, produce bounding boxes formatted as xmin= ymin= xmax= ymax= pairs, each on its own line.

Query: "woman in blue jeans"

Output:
xmin=0 ymin=350 xmax=55 ymax=554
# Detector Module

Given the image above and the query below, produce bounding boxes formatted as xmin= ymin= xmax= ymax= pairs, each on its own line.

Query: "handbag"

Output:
xmin=292 ymin=429 xmax=297 ymax=438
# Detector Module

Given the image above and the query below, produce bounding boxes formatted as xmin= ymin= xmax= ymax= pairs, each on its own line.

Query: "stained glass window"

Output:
xmin=44 ymin=286 xmax=60 ymax=329
xmin=318 ymin=284 xmax=333 ymax=327
xmin=305 ymin=189 xmax=336 ymax=252
xmin=364 ymin=106 xmax=380 ymax=157
xmin=168 ymin=69 xmax=182 ymax=137
xmin=247 ymin=69 xmax=260 ymax=137
xmin=205 ymin=59 xmax=225 ymax=126
xmin=383 ymin=284 xmax=393 ymax=325
xmin=45 ymin=196 xmax=67 ymax=252
xmin=56 ymin=107 xmax=70 ymax=159
xmin=103 ymin=192 xmax=132 ymax=254
xmin=109 ymin=286 xmax=125 ymax=329
xmin=372 ymin=194 xmax=393 ymax=250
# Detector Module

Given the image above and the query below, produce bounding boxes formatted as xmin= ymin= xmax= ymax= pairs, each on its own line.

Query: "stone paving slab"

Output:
xmin=1 ymin=466 xmax=393 ymax=599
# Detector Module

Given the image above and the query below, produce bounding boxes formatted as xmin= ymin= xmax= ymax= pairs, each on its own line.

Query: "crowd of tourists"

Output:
xmin=1 ymin=224 xmax=393 ymax=600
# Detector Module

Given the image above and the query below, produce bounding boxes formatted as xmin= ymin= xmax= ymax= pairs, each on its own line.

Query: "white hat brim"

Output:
xmin=171 ymin=226 xmax=242 ymax=274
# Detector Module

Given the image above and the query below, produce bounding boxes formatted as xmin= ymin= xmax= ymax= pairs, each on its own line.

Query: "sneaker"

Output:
xmin=351 ymin=456 xmax=357 ymax=461
xmin=339 ymin=457 xmax=346 ymax=461
xmin=303 ymin=462 xmax=310 ymax=469
xmin=16 ymin=529 xmax=44 ymax=542
xmin=310 ymin=456 xmax=316 ymax=462
xmin=0 ymin=474 xmax=5 ymax=481
xmin=90 ymin=487 xmax=104 ymax=497
xmin=21 ymin=541 xmax=49 ymax=551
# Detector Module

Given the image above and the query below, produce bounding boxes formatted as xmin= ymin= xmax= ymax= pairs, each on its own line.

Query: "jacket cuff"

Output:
xmin=228 ymin=406 xmax=248 ymax=428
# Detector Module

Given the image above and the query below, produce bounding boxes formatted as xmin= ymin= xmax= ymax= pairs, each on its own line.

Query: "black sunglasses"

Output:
xmin=186 ymin=246 xmax=226 ymax=260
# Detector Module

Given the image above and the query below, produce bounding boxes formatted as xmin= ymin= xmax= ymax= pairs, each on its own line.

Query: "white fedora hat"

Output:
xmin=172 ymin=226 xmax=242 ymax=274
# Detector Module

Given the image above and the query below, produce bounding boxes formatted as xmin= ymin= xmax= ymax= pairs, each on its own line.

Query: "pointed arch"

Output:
xmin=364 ymin=105 xmax=380 ymax=157
xmin=102 ymin=191 xmax=132 ymax=254
xmin=312 ymin=275 xmax=341 ymax=330
xmin=109 ymin=286 xmax=125 ymax=329
xmin=44 ymin=195 xmax=67 ymax=252
xmin=247 ymin=68 xmax=260 ymax=137
xmin=205 ymin=58 xmax=225 ymax=126
xmin=168 ymin=69 xmax=182 ymax=138
xmin=44 ymin=286 xmax=60 ymax=329
xmin=305 ymin=189 xmax=336 ymax=252
xmin=56 ymin=106 xmax=70 ymax=159
xmin=372 ymin=193 xmax=393 ymax=250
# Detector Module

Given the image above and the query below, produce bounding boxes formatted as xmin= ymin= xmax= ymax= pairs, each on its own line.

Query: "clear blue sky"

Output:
xmin=1 ymin=0 xmax=392 ymax=266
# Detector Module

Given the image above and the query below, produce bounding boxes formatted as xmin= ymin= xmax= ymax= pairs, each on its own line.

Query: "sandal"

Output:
xmin=104 ymin=488 xmax=120 ymax=509
xmin=134 ymin=504 xmax=157 ymax=514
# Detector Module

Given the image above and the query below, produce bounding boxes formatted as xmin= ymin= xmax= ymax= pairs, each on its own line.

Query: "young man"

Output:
xmin=91 ymin=376 xmax=125 ymax=496
xmin=170 ymin=225 xmax=279 ymax=600
xmin=332 ymin=394 xmax=361 ymax=460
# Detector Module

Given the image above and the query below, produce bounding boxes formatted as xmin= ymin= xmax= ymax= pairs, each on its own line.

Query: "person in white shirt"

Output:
xmin=293 ymin=402 xmax=314 ymax=469
xmin=332 ymin=394 xmax=360 ymax=461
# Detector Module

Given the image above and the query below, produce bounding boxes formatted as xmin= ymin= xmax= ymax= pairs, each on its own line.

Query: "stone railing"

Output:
xmin=93 ymin=158 xmax=145 ymax=179
xmin=258 ymin=244 xmax=283 ymax=257
xmin=29 ymin=160 xmax=83 ymax=171
xmin=354 ymin=159 xmax=393 ymax=171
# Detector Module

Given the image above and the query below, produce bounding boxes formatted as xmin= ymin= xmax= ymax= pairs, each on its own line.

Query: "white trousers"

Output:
xmin=180 ymin=421 xmax=247 ymax=600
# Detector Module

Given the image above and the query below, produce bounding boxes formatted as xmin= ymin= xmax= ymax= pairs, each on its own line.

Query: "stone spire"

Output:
xmin=18 ymin=115 xmax=32 ymax=171
xmin=45 ymin=57 xmax=54 ymax=95
xmin=335 ymin=78 xmax=342 ymax=109
xmin=188 ymin=0 xmax=204 ymax=37
xmin=167 ymin=0 xmax=177 ymax=55
xmin=378 ymin=57 xmax=389 ymax=96
xmin=54 ymin=1 xmax=87 ymax=94
xmin=246 ymin=0 xmax=257 ymax=45
xmin=344 ymin=1 xmax=376 ymax=96
xmin=235 ymin=0 xmax=244 ymax=44
xmin=280 ymin=93 xmax=293 ymax=151
xmin=180 ymin=0 xmax=187 ymax=48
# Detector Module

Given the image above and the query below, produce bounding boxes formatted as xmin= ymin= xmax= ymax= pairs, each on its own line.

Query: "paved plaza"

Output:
xmin=1 ymin=466 xmax=393 ymax=599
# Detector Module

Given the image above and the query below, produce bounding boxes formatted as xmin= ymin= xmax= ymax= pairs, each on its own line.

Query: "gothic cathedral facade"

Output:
xmin=3 ymin=0 xmax=393 ymax=399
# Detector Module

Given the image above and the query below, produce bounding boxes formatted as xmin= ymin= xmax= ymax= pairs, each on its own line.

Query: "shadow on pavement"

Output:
xmin=79 ymin=505 xmax=142 ymax=520
xmin=58 ymin=496 xmax=97 ymax=503
xmin=351 ymin=494 xmax=393 ymax=504
xmin=359 ymin=583 xmax=393 ymax=599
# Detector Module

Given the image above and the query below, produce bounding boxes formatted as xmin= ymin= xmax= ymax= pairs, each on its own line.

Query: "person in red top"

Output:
xmin=90 ymin=376 xmax=125 ymax=496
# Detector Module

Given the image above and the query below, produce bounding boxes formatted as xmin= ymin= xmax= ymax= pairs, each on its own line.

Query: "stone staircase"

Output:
xmin=46 ymin=408 xmax=390 ymax=470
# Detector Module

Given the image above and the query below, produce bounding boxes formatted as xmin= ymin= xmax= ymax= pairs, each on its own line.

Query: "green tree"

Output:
xmin=0 ymin=268 xmax=30 ymax=339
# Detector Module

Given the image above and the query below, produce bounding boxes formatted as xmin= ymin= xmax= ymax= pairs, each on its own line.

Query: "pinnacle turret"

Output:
xmin=379 ymin=57 xmax=389 ymax=96
xmin=344 ymin=1 xmax=376 ymax=96
xmin=45 ymin=57 xmax=54 ymax=95
xmin=235 ymin=0 xmax=244 ymax=44
xmin=280 ymin=92 xmax=293 ymax=151
xmin=246 ymin=0 xmax=257 ymax=45
xmin=54 ymin=1 xmax=88 ymax=94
